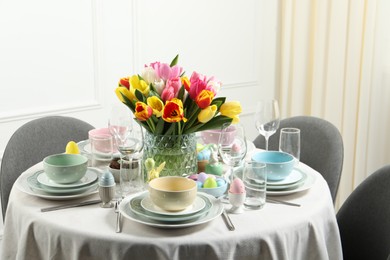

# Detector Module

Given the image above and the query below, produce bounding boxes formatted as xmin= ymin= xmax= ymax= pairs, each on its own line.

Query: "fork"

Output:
xmin=115 ymin=200 xmax=122 ymax=233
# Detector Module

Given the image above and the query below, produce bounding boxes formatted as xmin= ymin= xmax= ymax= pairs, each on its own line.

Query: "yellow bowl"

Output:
xmin=148 ymin=176 xmax=197 ymax=212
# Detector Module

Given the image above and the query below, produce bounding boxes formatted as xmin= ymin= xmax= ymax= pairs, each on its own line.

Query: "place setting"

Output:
xmin=118 ymin=176 xmax=224 ymax=229
xmin=16 ymin=152 xmax=99 ymax=200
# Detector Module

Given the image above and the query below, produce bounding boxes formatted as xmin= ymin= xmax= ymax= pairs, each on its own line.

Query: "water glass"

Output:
xmin=243 ymin=162 xmax=267 ymax=210
xmin=90 ymin=134 xmax=114 ymax=170
xmin=120 ymin=156 xmax=144 ymax=197
xmin=279 ymin=128 xmax=301 ymax=164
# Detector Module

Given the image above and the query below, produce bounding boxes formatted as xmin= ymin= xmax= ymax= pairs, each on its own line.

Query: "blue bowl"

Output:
xmin=197 ymin=177 xmax=228 ymax=198
xmin=251 ymin=151 xmax=295 ymax=181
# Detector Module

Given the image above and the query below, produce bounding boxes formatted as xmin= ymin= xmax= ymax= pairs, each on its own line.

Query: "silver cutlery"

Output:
xmin=266 ymin=198 xmax=301 ymax=207
xmin=222 ymin=209 xmax=235 ymax=231
xmin=41 ymin=199 xmax=102 ymax=212
xmin=115 ymin=200 xmax=122 ymax=233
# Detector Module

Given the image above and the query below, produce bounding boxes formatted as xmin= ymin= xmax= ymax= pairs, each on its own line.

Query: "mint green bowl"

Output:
xmin=43 ymin=154 xmax=88 ymax=184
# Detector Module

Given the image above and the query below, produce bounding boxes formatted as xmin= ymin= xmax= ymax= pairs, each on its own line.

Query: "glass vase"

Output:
xmin=143 ymin=132 xmax=197 ymax=180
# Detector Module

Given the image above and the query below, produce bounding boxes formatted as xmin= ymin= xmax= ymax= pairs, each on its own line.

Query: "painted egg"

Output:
xmin=216 ymin=178 xmax=225 ymax=187
xmin=197 ymin=172 xmax=208 ymax=183
xmin=203 ymin=177 xmax=218 ymax=188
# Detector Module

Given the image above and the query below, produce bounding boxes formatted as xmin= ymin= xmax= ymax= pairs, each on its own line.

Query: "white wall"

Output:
xmin=0 ymin=0 xmax=278 ymax=228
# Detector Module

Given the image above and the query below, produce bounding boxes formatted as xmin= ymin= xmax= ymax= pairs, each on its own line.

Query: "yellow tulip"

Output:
xmin=219 ymin=101 xmax=242 ymax=123
xmin=147 ymin=96 xmax=164 ymax=117
xmin=130 ymin=75 xmax=149 ymax=96
xmin=115 ymin=87 xmax=135 ymax=103
xmin=198 ymin=105 xmax=217 ymax=123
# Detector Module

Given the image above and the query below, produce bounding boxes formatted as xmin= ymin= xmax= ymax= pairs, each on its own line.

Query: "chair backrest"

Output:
xmin=336 ymin=165 xmax=390 ymax=260
xmin=253 ymin=116 xmax=344 ymax=202
xmin=0 ymin=116 xmax=94 ymax=218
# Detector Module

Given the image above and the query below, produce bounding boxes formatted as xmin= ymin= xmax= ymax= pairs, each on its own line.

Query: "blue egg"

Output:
xmin=99 ymin=171 xmax=115 ymax=186
xmin=216 ymin=178 xmax=225 ymax=187
xmin=197 ymin=149 xmax=211 ymax=160
xmin=196 ymin=181 xmax=203 ymax=188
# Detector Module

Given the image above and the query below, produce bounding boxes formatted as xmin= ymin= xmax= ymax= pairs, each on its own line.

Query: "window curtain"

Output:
xmin=275 ymin=0 xmax=390 ymax=209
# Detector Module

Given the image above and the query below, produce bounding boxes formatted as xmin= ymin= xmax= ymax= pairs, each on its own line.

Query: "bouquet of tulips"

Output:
xmin=115 ymin=55 xmax=242 ymax=135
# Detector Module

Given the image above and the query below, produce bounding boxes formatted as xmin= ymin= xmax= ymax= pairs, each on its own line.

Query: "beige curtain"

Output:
xmin=275 ymin=0 xmax=390 ymax=209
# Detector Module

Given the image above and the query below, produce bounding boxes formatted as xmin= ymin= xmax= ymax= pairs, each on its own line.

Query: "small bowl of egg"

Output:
xmin=189 ymin=172 xmax=228 ymax=198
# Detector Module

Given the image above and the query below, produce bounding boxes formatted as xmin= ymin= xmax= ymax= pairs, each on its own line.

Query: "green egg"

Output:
xmin=203 ymin=177 xmax=218 ymax=188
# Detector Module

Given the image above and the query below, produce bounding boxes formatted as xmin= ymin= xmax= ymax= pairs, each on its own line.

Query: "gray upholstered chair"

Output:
xmin=253 ymin=116 xmax=344 ymax=202
xmin=336 ymin=165 xmax=390 ymax=260
xmin=0 ymin=116 xmax=94 ymax=218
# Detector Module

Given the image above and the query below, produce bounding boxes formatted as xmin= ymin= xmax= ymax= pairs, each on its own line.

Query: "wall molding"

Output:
xmin=0 ymin=102 xmax=102 ymax=124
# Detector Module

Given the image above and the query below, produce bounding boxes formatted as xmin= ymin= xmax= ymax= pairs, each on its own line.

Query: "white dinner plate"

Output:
xmin=266 ymin=169 xmax=317 ymax=196
xmin=15 ymin=168 xmax=98 ymax=200
xmin=130 ymin=192 xmax=211 ymax=222
xmin=267 ymin=169 xmax=303 ymax=186
xmin=37 ymin=168 xmax=98 ymax=188
xmin=119 ymin=192 xmax=224 ymax=229
xmin=141 ymin=195 xmax=206 ymax=216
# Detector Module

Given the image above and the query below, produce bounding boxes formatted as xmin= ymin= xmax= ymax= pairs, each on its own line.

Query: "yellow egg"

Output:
xmin=203 ymin=177 xmax=218 ymax=188
xmin=65 ymin=141 xmax=80 ymax=154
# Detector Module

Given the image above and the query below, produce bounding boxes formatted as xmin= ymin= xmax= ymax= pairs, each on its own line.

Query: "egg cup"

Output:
xmin=228 ymin=191 xmax=246 ymax=214
xmin=98 ymin=184 xmax=115 ymax=208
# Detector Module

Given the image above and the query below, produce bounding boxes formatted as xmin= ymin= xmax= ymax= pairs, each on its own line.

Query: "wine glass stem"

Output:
xmin=228 ymin=165 xmax=234 ymax=184
xmin=265 ymin=137 xmax=269 ymax=151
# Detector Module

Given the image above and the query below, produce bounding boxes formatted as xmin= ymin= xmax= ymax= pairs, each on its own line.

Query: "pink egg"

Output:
xmin=229 ymin=178 xmax=246 ymax=194
xmin=188 ymin=174 xmax=198 ymax=181
xmin=197 ymin=172 xmax=208 ymax=183
xmin=232 ymin=143 xmax=241 ymax=153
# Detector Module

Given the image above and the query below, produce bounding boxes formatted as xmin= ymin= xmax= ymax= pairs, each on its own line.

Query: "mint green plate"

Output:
xmin=27 ymin=170 xmax=98 ymax=195
xmin=129 ymin=192 xmax=211 ymax=223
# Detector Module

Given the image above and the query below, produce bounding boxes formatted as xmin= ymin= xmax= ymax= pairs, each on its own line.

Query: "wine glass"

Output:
xmin=254 ymin=100 xmax=280 ymax=150
xmin=218 ymin=123 xmax=247 ymax=184
xmin=108 ymin=105 xmax=144 ymax=197
xmin=117 ymin=121 xmax=144 ymax=197
xmin=108 ymin=105 xmax=133 ymax=150
xmin=279 ymin=127 xmax=300 ymax=165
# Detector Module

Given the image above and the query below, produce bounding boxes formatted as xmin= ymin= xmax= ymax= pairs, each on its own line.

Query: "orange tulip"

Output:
xmin=195 ymin=90 xmax=214 ymax=109
xmin=118 ymin=77 xmax=130 ymax=89
xmin=181 ymin=76 xmax=190 ymax=92
xmin=134 ymin=102 xmax=153 ymax=121
xmin=162 ymin=98 xmax=187 ymax=123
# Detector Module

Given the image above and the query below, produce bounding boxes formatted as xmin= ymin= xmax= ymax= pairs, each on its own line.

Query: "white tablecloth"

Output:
xmin=1 ymin=162 xmax=342 ymax=260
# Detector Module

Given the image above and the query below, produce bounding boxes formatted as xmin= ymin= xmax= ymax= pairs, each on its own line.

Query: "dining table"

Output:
xmin=1 ymin=159 xmax=343 ymax=260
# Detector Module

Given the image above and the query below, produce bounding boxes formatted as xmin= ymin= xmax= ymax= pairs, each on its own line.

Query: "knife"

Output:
xmin=41 ymin=199 xmax=102 ymax=212
xmin=266 ymin=198 xmax=301 ymax=207
xmin=222 ymin=210 xmax=235 ymax=231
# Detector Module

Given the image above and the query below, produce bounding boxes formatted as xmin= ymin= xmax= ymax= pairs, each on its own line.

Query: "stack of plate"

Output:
xmin=119 ymin=191 xmax=224 ymax=228
xmin=266 ymin=169 xmax=307 ymax=191
xmin=26 ymin=168 xmax=99 ymax=196
xmin=234 ymin=166 xmax=317 ymax=196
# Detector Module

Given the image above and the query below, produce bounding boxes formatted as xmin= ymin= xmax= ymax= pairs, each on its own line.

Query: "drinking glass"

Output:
xmin=254 ymin=100 xmax=280 ymax=150
xmin=119 ymin=156 xmax=144 ymax=197
xmin=90 ymin=134 xmax=114 ymax=170
xmin=243 ymin=161 xmax=267 ymax=210
xmin=279 ymin=128 xmax=301 ymax=164
xmin=218 ymin=123 xmax=247 ymax=184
